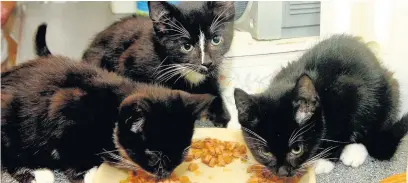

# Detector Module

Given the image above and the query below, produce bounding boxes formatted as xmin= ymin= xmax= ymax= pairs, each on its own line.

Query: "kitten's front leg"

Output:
xmin=64 ymin=166 xmax=97 ymax=183
xmin=31 ymin=169 xmax=55 ymax=183
xmin=207 ymin=96 xmax=231 ymax=127
xmin=340 ymin=143 xmax=368 ymax=168
xmin=7 ymin=167 xmax=35 ymax=183
xmin=7 ymin=168 xmax=55 ymax=183
xmin=313 ymin=159 xmax=335 ymax=174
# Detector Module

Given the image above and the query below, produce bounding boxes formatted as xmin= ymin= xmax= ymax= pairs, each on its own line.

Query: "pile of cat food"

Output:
xmin=247 ymin=164 xmax=301 ymax=183
xmin=121 ymin=138 xmax=249 ymax=183
xmin=119 ymin=169 xmax=192 ymax=183
xmin=185 ymin=137 xmax=248 ymax=167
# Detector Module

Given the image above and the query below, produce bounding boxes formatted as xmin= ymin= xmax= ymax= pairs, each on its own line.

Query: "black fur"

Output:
xmin=1 ymin=56 xmax=214 ymax=182
xmin=234 ymin=35 xmax=408 ymax=177
xmin=34 ymin=23 xmax=51 ymax=57
xmin=34 ymin=2 xmax=235 ymax=127
xmin=82 ymin=1 xmax=234 ymax=127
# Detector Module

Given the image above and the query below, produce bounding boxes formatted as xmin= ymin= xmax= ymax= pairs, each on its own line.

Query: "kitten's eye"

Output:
xmin=291 ymin=144 xmax=304 ymax=156
xmin=211 ymin=36 xmax=223 ymax=45
xmin=181 ymin=44 xmax=193 ymax=52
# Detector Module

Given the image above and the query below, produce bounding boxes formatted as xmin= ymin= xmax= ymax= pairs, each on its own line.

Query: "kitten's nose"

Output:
xmin=277 ymin=166 xmax=289 ymax=177
xmin=202 ymin=61 xmax=213 ymax=68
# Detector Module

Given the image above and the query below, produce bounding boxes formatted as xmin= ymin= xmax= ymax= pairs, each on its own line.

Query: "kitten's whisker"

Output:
xmin=171 ymin=18 xmax=190 ymax=38
xmin=211 ymin=22 xmax=231 ymax=33
xmin=210 ymin=7 xmax=231 ymax=32
xmin=164 ymin=67 xmax=187 ymax=83
xmin=319 ymin=139 xmax=350 ymax=144
xmin=302 ymin=146 xmax=338 ymax=167
xmin=155 ymin=67 xmax=186 ymax=83
xmin=244 ymin=136 xmax=268 ymax=145
xmin=160 ymin=68 xmax=186 ymax=84
xmin=159 ymin=17 xmax=190 ymax=38
xmin=247 ymin=142 xmax=268 ymax=149
xmin=242 ymin=127 xmax=268 ymax=144
xmin=106 ymin=152 xmax=137 ymax=168
xmin=153 ymin=65 xmax=183 ymax=76
xmin=289 ymin=122 xmax=315 ymax=146
xmin=290 ymin=121 xmax=314 ymax=143
xmin=96 ymin=149 xmax=120 ymax=155
xmin=105 ymin=161 xmax=138 ymax=170
xmin=161 ymin=29 xmax=190 ymax=38
xmin=152 ymin=56 xmax=168 ymax=75
xmin=174 ymin=69 xmax=192 ymax=84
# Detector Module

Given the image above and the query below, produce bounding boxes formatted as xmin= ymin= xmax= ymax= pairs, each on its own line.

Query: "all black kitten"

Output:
xmin=35 ymin=1 xmax=235 ymax=127
xmin=1 ymin=56 xmax=214 ymax=182
xmin=234 ymin=35 xmax=408 ymax=177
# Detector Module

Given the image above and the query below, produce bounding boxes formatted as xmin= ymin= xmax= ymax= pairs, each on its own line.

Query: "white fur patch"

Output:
xmin=313 ymin=159 xmax=335 ymax=174
xmin=340 ymin=143 xmax=368 ymax=168
xmin=31 ymin=169 xmax=54 ymax=183
xmin=199 ymin=31 xmax=205 ymax=64
xmin=181 ymin=68 xmax=206 ymax=86
xmin=295 ymin=111 xmax=311 ymax=124
xmin=84 ymin=167 xmax=98 ymax=183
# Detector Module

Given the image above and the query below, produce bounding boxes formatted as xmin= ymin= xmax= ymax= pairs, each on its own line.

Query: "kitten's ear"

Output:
xmin=119 ymin=96 xmax=150 ymax=132
xmin=293 ymin=74 xmax=319 ymax=124
xmin=148 ymin=1 xmax=176 ymax=22
xmin=207 ymin=1 xmax=235 ymax=21
xmin=234 ymin=88 xmax=258 ymax=127
xmin=180 ymin=93 xmax=215 ymax=117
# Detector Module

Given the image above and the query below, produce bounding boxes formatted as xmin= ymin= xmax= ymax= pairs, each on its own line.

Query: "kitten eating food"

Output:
xmin=234 ymin=35 xmax=408 ymax=177
xmin=34 ymin=1 xmax=235 ymax=128
xmin=1 ymin=56 xmax=214 ymax=182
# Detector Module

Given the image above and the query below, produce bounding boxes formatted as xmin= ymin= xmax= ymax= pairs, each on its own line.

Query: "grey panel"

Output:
xmin=282 ymin=1 xmax=320 ymax=28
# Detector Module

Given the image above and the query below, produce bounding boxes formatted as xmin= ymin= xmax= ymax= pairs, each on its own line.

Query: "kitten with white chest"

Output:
xmin=35 ymin=1 xmax=235 ymax=128
xmin=234 ymin=35 xmax=408 ymax=177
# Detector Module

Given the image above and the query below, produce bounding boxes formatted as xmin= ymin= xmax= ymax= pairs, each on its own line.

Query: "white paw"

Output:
xmin=313 ymin=159 xmax=335 ymax=174
xmin=340 ymin=143 xmax=368 ymax=168
xmin=31 ymin=169 xmax=54 ymax=183
xmin=84 ymin=167 xmax=98 ymax=183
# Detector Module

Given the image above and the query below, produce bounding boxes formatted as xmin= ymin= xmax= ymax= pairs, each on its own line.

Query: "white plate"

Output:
xmin=93 ymin=128 xmax=316 ymax=183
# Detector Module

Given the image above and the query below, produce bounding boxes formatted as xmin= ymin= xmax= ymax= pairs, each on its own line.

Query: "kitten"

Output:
xmin=1 ymin=55 xmax=214 ymax=182
xmin=34 ymin=1 xmax=235 ymax=127
xmin=233 ymin=35 xmax=408 ymax=177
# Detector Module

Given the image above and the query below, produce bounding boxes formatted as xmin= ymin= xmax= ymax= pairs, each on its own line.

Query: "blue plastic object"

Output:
xmin=136 ymin=1 xmax=179 ymax=16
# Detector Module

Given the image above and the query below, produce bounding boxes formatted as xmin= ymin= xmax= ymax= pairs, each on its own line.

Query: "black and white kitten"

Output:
xmin=1 ymin=56 xmax=214 ymax=182
xmin=234 ymin=35 xmax=408 ymax=177
xmin=34 ymin=1 xmax=235 ymax=127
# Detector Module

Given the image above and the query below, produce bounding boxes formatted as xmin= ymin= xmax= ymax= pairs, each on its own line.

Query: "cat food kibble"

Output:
xmin=187 ymin=163 xmax=199 ymax=172
xmin=122 ymin=138 xmax=248 ymax=182
xmin=179 ymin=176 xmax=192 ymax=183
xmin=247 ymin=164 xmax=301 ymax=183
xmin=189 ymin=138 xmax=248 ymax=167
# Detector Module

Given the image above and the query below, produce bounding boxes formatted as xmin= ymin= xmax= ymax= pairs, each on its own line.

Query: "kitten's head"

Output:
xmin=234 ymin=75 xmax=325 ymax=177
xmin=149 ymin=1 xmax=235 ymax=84
xmin=115 ymin=87 xmax=214 ymax=178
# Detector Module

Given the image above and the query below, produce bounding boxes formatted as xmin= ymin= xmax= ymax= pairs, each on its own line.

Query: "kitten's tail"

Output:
xmin=35 ymin=23 xmax=52 ymax=56
xmin=366 ymin=113 xmax=408 ymax=160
